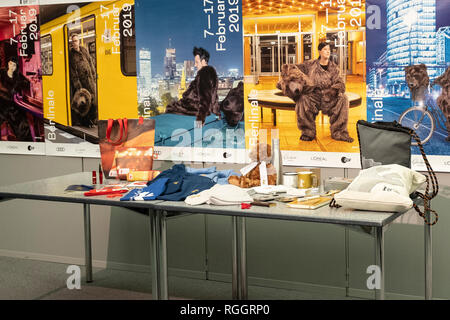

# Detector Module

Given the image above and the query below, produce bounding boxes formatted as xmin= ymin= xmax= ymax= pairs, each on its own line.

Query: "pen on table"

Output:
xmin=251 ymin=201 xmax=276 ymax=208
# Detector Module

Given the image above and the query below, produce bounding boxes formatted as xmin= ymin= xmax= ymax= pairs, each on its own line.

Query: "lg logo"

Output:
xmin=27 ymin=145 xmax=34 ymax=151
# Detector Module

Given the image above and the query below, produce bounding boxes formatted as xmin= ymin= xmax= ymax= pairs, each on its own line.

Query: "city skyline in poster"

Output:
xmin=135 ymin=0 xmax=246 ymax=163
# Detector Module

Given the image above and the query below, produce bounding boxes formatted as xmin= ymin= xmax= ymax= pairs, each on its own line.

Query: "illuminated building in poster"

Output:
xmin=164 ymin=44 xmax=177 ymax=80
xmin=386 ymin=0 xmax=437 ymax=93
xmin=138 ymin=48 xmax=151 ymax=89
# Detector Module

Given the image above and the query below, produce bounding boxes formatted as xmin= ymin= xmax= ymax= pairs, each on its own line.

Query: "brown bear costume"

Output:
xmin=277 ymin=59 xmax=353 ymax=142
xmin=165 ymin=65 xmax=220 ymax=124
xmin=405 ymin=64 xmax=429 ymax=102
xmin=433 ymin=66 xmax=450 ymax=141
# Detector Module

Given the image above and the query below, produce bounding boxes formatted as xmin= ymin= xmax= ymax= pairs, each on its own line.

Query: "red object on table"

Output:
xmin=107 ymin=193 xmax=124 ymax=198
xmin=241 ymin=203 xmax=252 ymax=210
xmin=92 ymin=170 xmax=97 ymax=184
xmin=84 ymin=187 xmax=128 ymax=197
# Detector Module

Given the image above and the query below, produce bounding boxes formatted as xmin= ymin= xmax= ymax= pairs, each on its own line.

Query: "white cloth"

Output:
xmin=185 ymin=184 xmax=253 ymax=206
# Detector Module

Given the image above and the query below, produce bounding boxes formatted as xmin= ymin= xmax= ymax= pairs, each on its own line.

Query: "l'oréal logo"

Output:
xmin=443 ymin=161 xmax=450 ymax=166
xmin=311 ymin=156 xmax=327 ymax=162
xmin=412 ymin=159 xmax=426 ymax=166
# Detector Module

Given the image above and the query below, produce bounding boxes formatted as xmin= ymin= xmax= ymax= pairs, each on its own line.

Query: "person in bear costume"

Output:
xmin=433 ymin=66 xmax=450 ymax=141
xmin=165 ymin=47 xmax=220 ymax=127
xmin=69 ymin=33 xmax=97 ymax=127
xmin=277 ymin=42 xmax=353 ymax=143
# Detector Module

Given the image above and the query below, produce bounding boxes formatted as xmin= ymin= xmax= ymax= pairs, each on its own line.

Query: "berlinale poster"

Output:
xmin=0 ymin=0 xmax=45 ymax=155
xmin=367 ymin=0 xmax=450 ymax=172
xmin=40 ymin=0 xmax=138 ymax=157
xmin=135 ymin=0 xmax=246 ymax=163
xmin=243 ymin=0 xmax=367 ymax=168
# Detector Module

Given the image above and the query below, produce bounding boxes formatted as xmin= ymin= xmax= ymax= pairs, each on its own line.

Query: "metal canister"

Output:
xmin=282 ymin=172 xmax=298 ymax=188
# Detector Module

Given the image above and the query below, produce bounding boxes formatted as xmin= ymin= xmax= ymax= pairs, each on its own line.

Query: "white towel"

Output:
xmin=185 ymin=184 xmax=253 ymax=206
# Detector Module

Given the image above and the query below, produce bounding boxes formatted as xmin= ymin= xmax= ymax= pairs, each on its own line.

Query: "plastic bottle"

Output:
xmin=271 ymin=138 xmax=282 ymax=185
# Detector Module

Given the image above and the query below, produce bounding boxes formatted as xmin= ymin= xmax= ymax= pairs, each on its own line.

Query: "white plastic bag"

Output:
xmin=334 ymin=164 xmax=426 ymax=212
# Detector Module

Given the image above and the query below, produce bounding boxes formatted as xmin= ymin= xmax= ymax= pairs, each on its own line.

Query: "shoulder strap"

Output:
xmin=409 ymin=130 xmax=439 ymax=226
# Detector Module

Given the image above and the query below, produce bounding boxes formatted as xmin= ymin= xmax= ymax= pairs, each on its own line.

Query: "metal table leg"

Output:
xmin=425 ymin=209 xmax=432 ymax=300
xmin=158 ymin=210 xmax=169 ymax=300
xmin=345 ymin=227 xmax=350 ymax=297
xmin=231 ymin=216 xmax=239 ymax=300
xmin=83 ymin=204 xmax=93 ymax=283
xmin=375 ymin=226 xmax=385 ymax=300
xmin=238 ymin=217 xmax=248 ymax=300
xmin=149 ymin=209 xmax=160 ymax=300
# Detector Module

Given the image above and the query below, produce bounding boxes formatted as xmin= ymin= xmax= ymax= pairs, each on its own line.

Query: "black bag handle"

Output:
xmin=409 ymin=130 xmax=439 ymax=226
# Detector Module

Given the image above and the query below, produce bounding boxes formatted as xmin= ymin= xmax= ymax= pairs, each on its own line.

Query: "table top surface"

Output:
xmin=0 ymin=172 xmax=163 ymax=210
xmin=0 ymin=173 xmax=406 ymax=227
xmin=155 ymin=201 xmax=405 ymax=227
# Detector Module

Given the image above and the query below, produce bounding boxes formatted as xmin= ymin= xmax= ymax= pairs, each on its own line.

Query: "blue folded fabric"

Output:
xmin=120 ymin=178 xmax=169 ymax=201
xmin=144 ymin=164 xmax=216 ymax=201
xmin=200 ymin=169 xmax=240 ymax=185
xmin=147 ymin=164 xmax=187 ymax=187
xmin=185 ymin=166 xmax=217 ymax=174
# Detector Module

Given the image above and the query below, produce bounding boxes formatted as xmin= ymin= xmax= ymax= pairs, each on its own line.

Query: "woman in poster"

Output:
xmin=0 ymin=57 xmax=33 ymax=141
xmin=278 ymin=42 xmax=354 ymax=143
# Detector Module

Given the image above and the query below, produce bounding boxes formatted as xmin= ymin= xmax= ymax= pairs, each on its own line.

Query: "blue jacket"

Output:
xmin=148 ymin=164 xmax=215 ymax=201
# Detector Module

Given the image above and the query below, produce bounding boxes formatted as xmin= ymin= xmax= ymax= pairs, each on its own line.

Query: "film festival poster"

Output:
xmin=244 ymin=0 xmax=367 ymax=168
xmin=0 ymin=0 xmax=45 ymax=155
xmin=367 ymin=0 xmax=450 ymax=172
xmin=135 ymin=0 xmax=246 ymax=163
xmin=41 ymin=0 xmax=138 ymax=157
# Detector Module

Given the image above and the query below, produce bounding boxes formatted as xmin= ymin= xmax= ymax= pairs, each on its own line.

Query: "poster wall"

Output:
xmin=367 ymin=0 xmax=450 ymax=172
xmin=0 ymin=0 xmax=45 ymax=155
xmin=41 ymin=0 xmax=138 ymax=157
xmin=243 ymin=0 xmax=367 ymax=168
xmin=135 ymin=0 xmax=246 ymax=163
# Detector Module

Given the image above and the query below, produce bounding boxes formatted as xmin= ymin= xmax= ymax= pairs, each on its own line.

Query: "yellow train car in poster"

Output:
xmin=40 ymin=0 xmax=137 ymax=139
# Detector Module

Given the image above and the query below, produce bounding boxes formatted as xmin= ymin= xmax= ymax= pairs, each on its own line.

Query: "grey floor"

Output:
xmin=0 ymin=256 xmax=362 ymax=300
